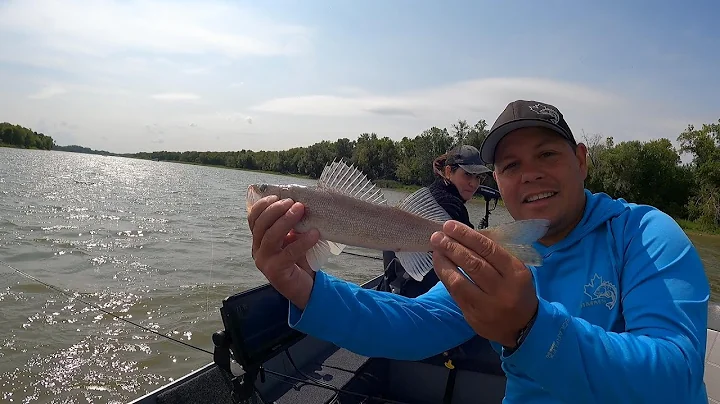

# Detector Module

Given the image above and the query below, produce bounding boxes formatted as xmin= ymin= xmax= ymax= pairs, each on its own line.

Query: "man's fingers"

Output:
xmin=259 ymin=201 xmax=306 ymax=255
xmin=432 ymin=244 xmax=488 ymax=301
xmin=430 ymin=231 xmax=503 ymax=287
xmin=247 ymin=195 xmax=279 ymax=231
xmin=251 ymin=198 xmax=294 ymax=255
xmin=441 ymin=220 xmax=516 ymax=275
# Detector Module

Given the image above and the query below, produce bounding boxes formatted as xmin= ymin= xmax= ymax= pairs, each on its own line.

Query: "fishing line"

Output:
xmin=0 ymin=258 xmax=213 ymax=356
xmin=340 ymin=251 xmax=383 ymax=261
xmin=206 ymin=224 xmax=214 ymax=315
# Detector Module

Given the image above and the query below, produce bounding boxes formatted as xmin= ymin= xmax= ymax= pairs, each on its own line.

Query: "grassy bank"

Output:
xmin=675 ymin=218 xmax=720 ymax=236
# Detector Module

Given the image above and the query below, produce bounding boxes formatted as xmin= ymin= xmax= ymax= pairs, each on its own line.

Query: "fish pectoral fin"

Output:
xmin=395 ymin=251 xmax=434 ymax=282
xmin=395 ymin=187 xmax=452 ymax=223
xmin=305 ymin=239 xmax=346 ymax=271
xmin=317 ymin=159 xmax=387 ymax=205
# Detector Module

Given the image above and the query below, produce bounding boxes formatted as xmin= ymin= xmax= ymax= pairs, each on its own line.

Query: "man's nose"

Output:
xmin=520 ymin=169 xmax=544 ymax=183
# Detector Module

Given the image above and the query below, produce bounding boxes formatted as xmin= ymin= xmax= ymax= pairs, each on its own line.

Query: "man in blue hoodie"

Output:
xmin=247 ymin=100 xmax=710 ymax=403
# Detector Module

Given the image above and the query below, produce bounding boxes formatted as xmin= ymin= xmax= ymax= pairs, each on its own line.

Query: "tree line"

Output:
xmin=0 ymin=122 xmax=55 ymax=150
xmin=2 ymin=117 xmax=718 ymax=230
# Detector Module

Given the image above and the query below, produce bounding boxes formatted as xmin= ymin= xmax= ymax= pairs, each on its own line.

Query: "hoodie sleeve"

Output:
xmin=288 ymin=270 xmax=476 ymax=360
xmin=501 ymin=207 xmax=710 ymax=403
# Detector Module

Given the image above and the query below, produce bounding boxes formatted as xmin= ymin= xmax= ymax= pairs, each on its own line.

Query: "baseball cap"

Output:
xmin=480 ymin=100 xmax=577 ymax=164
xmin=446 ymin=145 xmax=492 ymax=174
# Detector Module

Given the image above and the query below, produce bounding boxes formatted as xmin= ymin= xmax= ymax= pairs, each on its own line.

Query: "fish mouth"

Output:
xmin=246 ymin=184 xmax=263 ymax=212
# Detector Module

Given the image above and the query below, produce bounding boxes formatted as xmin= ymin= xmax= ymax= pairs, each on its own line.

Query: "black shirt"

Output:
xmin=427 ymin=178 xmax=475 ymax=229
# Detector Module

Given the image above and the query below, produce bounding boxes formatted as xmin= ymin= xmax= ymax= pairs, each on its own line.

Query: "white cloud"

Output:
xmin=27 ymin=85 xmax=67 ymax=100
xmin=250 ymin=77 xmax=619 ymax=118
xmin=150 ymin=93 xmax=202 ymax=102
xmin=0 ymin=0 xmax=312 ymax=60
xmin=248 ymin=77 xmax=703 ymax=146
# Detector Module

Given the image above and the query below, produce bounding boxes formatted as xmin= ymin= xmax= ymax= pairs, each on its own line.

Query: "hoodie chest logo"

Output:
xmin=582 ymin=273 xmax=618 ymax=310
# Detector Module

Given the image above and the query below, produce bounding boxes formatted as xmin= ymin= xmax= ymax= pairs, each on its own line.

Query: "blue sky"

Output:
xmin=0 ymin=0 xmax=717 ymax=154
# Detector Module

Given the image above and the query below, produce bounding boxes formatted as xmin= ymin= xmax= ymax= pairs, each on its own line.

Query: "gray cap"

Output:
xmin=480 ymin=100 xmax=576 ymax=164
xmin=446 ymin=145 xmax=492 ymax=174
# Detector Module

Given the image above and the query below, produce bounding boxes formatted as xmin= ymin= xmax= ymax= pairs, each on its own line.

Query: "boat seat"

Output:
xmin=706 ymin=304 xmax=720 ymax=403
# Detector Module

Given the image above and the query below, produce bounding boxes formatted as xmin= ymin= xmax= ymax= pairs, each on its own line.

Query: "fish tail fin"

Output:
xmin=392 ymin=187 xmax=451 ymax=282
xmin=485 ymin=219 xmax=550 ymax=266
xmin=306 ymin=239 xmax=346 ymax=272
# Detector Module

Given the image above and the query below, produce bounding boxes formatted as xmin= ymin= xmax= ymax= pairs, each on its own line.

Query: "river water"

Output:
xmin=1 ymin=147 xmax=718 ymax=403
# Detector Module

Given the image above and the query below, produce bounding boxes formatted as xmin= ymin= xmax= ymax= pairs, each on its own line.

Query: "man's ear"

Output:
xmin=575 ymin=143 xmax=588 ymax=180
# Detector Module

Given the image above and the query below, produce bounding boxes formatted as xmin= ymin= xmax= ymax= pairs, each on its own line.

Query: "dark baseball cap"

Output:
xmin=446 ymin=145 xmax=492 ymax=174
xmin=480 ymin=100 xmax=576 ymax=164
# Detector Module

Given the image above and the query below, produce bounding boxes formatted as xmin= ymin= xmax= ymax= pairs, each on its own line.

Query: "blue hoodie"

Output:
xmin=288 ymin=190 xmax=710 ymax=403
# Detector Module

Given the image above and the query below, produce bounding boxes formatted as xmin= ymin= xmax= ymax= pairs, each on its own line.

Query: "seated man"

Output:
xmin=247 ymin=100 xmax=710 ymax=403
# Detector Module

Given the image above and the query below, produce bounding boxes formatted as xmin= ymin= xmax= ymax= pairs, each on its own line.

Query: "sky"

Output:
xmin=0 ymin=0 xmax=718 ymax=154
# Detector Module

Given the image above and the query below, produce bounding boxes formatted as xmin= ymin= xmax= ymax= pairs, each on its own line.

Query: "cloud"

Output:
xmin=248 ymin=76 xmax=706 ymax=147
xmin=28 ymin=85 xmax=67 ymax=100
xmin=150 ymin=93 xmax=201 ymax=102
xmin=250 ymin=77 xmax=619 ymax=119
xmin=0 ymin=0 xmax=312 ymax=60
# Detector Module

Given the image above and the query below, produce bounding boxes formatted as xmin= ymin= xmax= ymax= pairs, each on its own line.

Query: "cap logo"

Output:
xmin=528 ymin=103 xmax=560 ymax=124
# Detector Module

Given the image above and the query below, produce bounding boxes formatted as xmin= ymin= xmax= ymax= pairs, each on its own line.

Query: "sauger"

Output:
xmin=246 ymin=159 xmax=550 ymax=281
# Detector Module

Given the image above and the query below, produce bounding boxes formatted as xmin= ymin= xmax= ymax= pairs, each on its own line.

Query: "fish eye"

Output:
xmin=258 ymin=184 xmax=268 ymax=192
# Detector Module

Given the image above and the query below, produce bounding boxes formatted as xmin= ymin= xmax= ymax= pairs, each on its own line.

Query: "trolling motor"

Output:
xmin=475 ymin=185 xmax=501 ymax=229
xmin=213 ymin=283 xmax=307 ymax=403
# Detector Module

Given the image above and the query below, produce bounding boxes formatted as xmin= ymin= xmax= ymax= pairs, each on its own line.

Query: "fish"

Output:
xmin=245 ymin=159 xmax=550 ymax=281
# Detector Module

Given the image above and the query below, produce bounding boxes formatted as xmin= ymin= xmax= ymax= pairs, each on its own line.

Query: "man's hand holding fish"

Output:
xmin=430 ymin=219 xmax=538 ymax=349
xmin=247 ymin=194 xmax=319 ymax=310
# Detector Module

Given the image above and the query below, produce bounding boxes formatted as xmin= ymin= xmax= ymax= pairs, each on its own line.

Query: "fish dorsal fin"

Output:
xmin=317 ymin=159 xmax=387 ymax=205
xmin=395 ymin=186 xmax=452 ymax=222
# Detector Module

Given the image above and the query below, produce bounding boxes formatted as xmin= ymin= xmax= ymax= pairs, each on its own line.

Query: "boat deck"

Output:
xmin=131 ymin=281 xmax=720 ymax=404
